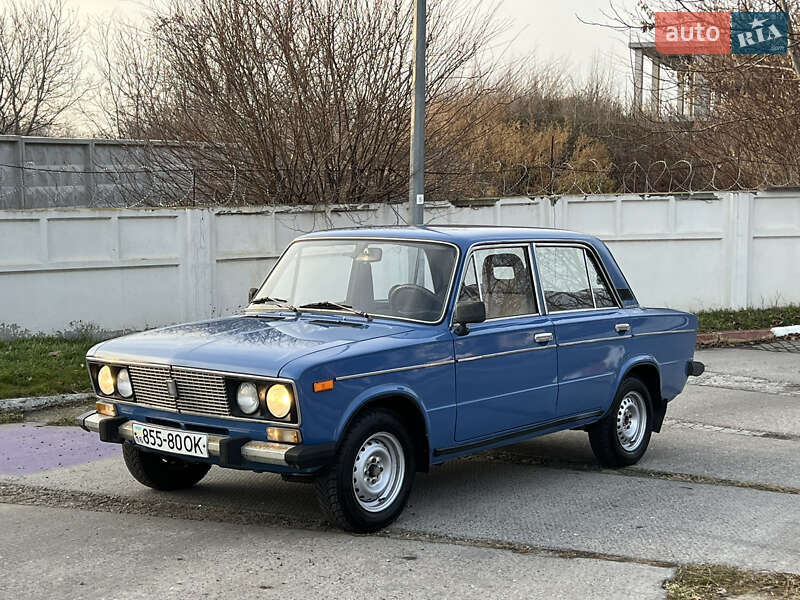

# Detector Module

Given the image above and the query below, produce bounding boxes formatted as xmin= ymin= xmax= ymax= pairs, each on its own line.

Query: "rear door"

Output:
xmin=453 ymin=244 xmax=557 ymax=441
xmin=533 ymin=243 xmax=630 ymax=418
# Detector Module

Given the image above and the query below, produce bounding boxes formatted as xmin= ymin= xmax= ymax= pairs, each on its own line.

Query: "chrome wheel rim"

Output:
xmin=616 ymin=391 xmax=647 ymax=451
xmin=352 ymin=431 xmax=405 ymax=513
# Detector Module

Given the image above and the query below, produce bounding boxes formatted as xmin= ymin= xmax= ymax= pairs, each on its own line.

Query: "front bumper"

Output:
xmin=77 ymin=411 xmax=334 ymax=470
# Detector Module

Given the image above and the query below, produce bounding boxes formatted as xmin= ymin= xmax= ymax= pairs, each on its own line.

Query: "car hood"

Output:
xmin=88 ymin=315 xmax=414 ymax=377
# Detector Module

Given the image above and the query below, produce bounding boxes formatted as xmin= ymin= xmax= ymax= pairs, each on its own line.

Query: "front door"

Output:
xmin=453 ymin=245 xmax=558 ymax=441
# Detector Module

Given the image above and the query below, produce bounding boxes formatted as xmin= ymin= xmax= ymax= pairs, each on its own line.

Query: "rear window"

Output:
xmin=536 ymin=245 xmax=617 ymax=312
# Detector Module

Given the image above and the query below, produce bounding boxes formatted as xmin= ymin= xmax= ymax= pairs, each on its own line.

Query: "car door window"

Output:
xmin=586 ymin=254 xmax=616 ymax=308
xmin=457 ymin=256 xmax=481 ymax=302
xmin=458 ymin=247 xmax=537 ymax=319
xmin=536 ymin=246 xmax=595 ymax=312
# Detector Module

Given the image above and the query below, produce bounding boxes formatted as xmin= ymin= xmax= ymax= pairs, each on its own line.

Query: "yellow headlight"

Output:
xmin=97 ymin=365 xmax=116 ymax=396
xmin=266 ymin=384 xmax=293 ymax=419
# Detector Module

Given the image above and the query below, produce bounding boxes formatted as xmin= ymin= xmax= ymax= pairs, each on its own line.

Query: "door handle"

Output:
xmin=534 ymin=332 xmax=553 ymax=343
xmin=615 ymin=323 xmax=631 ymax=333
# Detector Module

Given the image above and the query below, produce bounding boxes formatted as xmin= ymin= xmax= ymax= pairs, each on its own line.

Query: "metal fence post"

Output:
xmin=408 ymin=0 xmax=426 ymax=225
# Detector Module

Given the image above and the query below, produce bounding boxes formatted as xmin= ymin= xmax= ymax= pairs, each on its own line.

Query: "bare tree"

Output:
xmin=592 ymin=1 xmax=800 ymax=190
xmin=0 ymin=0 xmax=86 ymax=136
xmin=91 ymin=0 xmax=516 ymax=206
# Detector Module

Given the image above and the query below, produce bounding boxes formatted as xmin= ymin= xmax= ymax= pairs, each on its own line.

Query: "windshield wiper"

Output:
xmin=249 ymin=296 xmax=299 ymax=314
xmin=298 ymin=301 xmax=371 ymax=320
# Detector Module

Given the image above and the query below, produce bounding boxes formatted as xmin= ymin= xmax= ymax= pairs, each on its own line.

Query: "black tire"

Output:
xmin=314 ymin=409 xmax=416 ymax=533
xmin=588 ymin=377 xmax=653 ymax=467
xmin=122 ymin=444 xmax=211 ymax=490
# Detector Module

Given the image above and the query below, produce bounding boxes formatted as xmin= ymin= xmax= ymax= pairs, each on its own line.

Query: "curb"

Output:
xmin=696 ymin=329 xmax=774 ymax=347
xmin=696 ymin=325 xmax=800 ymax=348
xmin=0 ymin=393 xmax=94 ymax=414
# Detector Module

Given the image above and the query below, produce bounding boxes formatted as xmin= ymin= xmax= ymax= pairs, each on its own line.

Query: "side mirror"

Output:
xmin=453 ymin=301 xmax=486 ymax=335
xmin=248 ymin=287 xmax=258 ymax=303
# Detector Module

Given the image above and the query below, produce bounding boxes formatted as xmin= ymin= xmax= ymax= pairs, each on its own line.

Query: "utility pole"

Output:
xmin=409 ymin=0 xmax=425 ymax=225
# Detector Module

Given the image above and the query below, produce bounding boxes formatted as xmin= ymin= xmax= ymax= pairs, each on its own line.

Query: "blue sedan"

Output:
xmin=79 ymin=226 xmax=704 ymax=531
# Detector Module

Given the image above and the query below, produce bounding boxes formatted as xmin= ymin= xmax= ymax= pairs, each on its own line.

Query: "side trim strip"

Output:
xmin=456 ymin=344 xmax=553 ymax=363
xmin=633 ymin=329 xmax=697 ymax=337
xmin=334 ymin=329 xmax=696 ymax=380
xmin=433 ymin=410 xmax=604 ymax=456
xmin=336 ymin=359 xmax=455 ymax=382
xmin=558 ymin=334 xmax=632 ymax=347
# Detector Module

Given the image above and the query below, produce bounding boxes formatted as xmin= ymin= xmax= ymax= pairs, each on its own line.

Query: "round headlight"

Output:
xmin=266 ymin=383 xmax=293 ymax=419
xmin=236 ymin=382 xmax=260 ymax=415
xmin=97 ymin=365 xmax=116 ymax=396
xmin=117 ymin=368 xmax=133 ymax=398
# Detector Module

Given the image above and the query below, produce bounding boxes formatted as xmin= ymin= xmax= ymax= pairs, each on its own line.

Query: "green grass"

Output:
xmin=696 ymin=305 xmax=800 ymax=333
xmin=0 ymin=336 xmax=98 ymax=400
xmin=665 ymin=564 xmax=800 ymax=599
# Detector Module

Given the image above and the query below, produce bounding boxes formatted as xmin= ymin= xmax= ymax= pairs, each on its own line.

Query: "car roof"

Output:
xmin=297 ymin=225 xmax=596 ymax=248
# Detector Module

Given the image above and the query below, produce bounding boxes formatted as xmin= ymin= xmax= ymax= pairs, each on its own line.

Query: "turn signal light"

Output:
xmin=313 ymin=379 xmax=334 ymax=393
xmin=96 ymin=401 xmax=117 ymax=417
xmin=267 ymin=427 xmax=301 ymax=444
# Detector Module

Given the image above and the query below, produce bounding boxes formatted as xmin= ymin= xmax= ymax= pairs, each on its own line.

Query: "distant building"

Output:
xmin=629 ymin=41 xmax=710 ymax=118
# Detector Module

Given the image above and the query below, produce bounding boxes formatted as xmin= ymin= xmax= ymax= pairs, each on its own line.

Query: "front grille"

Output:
xmin=128 ymin=364 xmax=231 ymax=418
xmin=173 ymin=367 xmax=231 ymax=417
xmin=128 ymin=365 xmax=177 ymax=411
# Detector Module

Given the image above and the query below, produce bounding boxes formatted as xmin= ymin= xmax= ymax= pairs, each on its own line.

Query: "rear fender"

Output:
xmin=612 ymin=355 xmax=666 ymax=433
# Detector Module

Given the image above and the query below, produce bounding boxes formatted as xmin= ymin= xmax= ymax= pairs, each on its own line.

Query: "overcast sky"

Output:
xmin=60 ymin=0 xmax=636 ymax=91
xmin=4 ymin=0 xmax=639 ymax=132
xmin=490 ymin=0 xmax=633 ymax=79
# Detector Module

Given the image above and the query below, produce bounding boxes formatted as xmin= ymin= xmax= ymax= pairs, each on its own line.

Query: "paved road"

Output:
xmin=0 ymin=504 xmax=673 ymax=600
xmin=1 ymin=346 xmax=798 ymax=598
xmin=695 ymin=347 xmax=800 ymax=386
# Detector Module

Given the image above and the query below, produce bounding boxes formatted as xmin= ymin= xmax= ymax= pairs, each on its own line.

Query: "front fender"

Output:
xmin=334 ymin=383 xmax=430 ymax=443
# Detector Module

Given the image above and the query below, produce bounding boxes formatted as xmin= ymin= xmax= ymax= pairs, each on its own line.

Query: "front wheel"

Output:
xmin=314 ymin=409 xmax=415 ymax=532
xmin=588 ymin=377 xmax=653 ymax=467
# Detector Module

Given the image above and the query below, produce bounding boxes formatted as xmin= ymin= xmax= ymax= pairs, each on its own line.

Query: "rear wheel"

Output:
xmin=122 ymin=444 xmax=211 ymax=490
xmin=588 ymin=377 xmax=653 ymax=467
xmin=314 ymin=409 xmax=415 ymax=532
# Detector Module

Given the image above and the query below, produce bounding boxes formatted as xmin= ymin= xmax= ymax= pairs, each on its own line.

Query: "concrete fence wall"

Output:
xmin=0 ymin=135 xmax=190 ymax=210
xmin=1 ymin=191 xmax=799 ymax=335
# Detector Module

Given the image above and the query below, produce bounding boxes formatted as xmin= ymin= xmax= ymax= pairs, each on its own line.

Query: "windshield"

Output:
xmin=251 ymin=239 xmax=458 ymax=323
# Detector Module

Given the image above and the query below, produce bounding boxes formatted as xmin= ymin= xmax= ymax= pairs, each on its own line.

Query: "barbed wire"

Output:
xmin=2 ymin=156 xmax=800 ymax=209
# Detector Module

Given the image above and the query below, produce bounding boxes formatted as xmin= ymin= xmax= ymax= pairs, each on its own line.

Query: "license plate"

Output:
xmin=132 ymin=423 xmax=209 ymax=458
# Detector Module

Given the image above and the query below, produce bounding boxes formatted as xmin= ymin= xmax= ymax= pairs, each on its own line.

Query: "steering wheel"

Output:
xmin=388 ymin=284 xmax=440 ymax=319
